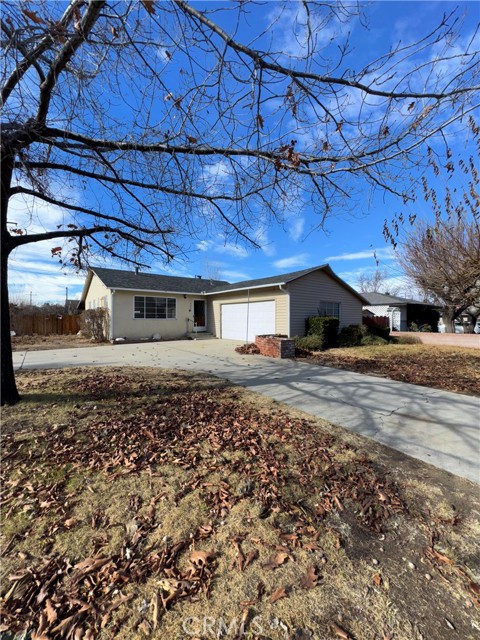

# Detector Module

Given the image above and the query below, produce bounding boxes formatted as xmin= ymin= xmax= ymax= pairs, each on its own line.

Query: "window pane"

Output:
xmin=145 ymin=296 xmax=157 ymax=318
xmin=318 ymin=301 xmax=339 ymax=318
xmin=156 ymin=298 xmax=167 ymax=318
xmin=167 ymin=298 xmax=176 ymax=318
xmin=134 ymin=296 xmax=145 ymax=318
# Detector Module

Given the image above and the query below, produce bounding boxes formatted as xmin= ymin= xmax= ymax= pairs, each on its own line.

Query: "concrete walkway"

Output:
xmin=13 ymin=339 xmax=480 ymax=484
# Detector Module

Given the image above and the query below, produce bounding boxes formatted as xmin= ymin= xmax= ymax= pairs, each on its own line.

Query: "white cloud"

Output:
xmin=273 ymin=253 xmax=310 ymax=270
xmin=324 ymin=247 xmax=394 ymax=262
xmin=221 ymin=270 xmax=250 ymax=282
xmin=267 ymin=3 xmax=352 ymax=60
xmin=216 ymin=243 xmax=249 ymax=259
xmin=254 ymin=223 xmax=276 ymax=257
xmin=8 ymin=242 xmax=85 ymax=304
xmin=196 ymin=238 xmax=249 ymax=258
xmin=289 ymin=217 xmax=305 ymax=242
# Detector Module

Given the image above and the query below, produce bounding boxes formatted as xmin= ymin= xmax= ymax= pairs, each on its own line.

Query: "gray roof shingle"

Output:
xmin=86 ymin=264 xmax=367 ymax=303
xmin=362 ymin=292 xmax=437 ymax=306
xmin=90 ymin=267 xmax=228 ymax=293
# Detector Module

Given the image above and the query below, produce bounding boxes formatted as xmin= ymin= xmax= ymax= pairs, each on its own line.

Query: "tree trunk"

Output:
xmin=441 ymin=308 xmax=456 ymax=333
xmin=1 ymin=147 xmax=20 ymax=405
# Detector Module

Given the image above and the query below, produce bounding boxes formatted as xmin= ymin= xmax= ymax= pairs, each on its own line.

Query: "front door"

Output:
xmin=193 ymin=300 xmax=206 ymax=331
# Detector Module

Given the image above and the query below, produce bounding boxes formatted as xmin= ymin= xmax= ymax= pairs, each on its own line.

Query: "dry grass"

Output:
xmin=303 ymin=343 xmax=480 ymax=396
xmin=1 ymin=368 xmax=479 ymax=640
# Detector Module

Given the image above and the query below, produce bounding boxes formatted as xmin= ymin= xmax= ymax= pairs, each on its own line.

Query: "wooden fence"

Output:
xmin=11 ymin=314 xmax=81 ymax=336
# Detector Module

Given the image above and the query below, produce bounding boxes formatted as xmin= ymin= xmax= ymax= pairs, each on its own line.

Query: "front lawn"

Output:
xmin=300 ymin=344 xmax=480 ymax=396
xmin=1 ymin=368 xmax=479 ymax=639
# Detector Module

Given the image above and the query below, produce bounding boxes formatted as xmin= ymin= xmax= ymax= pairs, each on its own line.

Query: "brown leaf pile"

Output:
xmin=234 ymin=343 xmax=260 ymax=355
xmin=1 ymin=376 xmax=407 ymax=637
xmin=302 ymin=347 xmax=480 ymax=396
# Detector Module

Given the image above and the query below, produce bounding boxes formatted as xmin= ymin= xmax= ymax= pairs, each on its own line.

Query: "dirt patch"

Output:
xmin=1 ymin=368 xmax=479 ymax=639
xmin=11 ymin=333 xmax=104 ymax=352
xmin=300 ymin=344 xmax=480 ymax=396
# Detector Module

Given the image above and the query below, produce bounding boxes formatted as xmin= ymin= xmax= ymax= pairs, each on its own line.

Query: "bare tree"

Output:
xmin=356 ymin=268 xmax=401 ymax=295
xmin=392 ymin=154 xmax=480 ymax=332
xmin=2 ymin=0 xmax=479 ymax=403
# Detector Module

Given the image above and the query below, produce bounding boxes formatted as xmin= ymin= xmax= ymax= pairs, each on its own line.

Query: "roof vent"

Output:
xmin=135 ymin=266 xmax=139 ymax=275
xmin=195 ymin=275 xmax=202 ymax=279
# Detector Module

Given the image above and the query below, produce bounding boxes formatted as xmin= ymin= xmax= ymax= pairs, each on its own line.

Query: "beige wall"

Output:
xmin=111 ymin=290 xmax=205 ymax=340
xmin=288 ymin=270 xmax=362 ymax=335
xmin=208 ymin=287 xmax=289 ymax=337
xmin=84 ymin=274 xmax=110 ymax=311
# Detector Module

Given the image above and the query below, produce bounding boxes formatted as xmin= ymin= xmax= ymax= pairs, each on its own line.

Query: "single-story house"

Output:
xmin=362 ymin=292 xmax=440 ymax=332
xmin=79 ymin=264 xmax=367 ymax=341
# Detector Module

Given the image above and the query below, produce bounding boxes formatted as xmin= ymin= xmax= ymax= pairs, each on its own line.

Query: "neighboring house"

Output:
xmin=79 ymin=264 xmax=367 ymax=341
xmin=64 ymin=299 xmax=81 ymax=314
xmin=362 ymin=292 xmax=440 ymax=332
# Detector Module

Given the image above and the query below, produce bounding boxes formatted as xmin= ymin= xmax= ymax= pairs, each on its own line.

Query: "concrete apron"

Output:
xmin=13 ymin=339 xmax=480 ymax=485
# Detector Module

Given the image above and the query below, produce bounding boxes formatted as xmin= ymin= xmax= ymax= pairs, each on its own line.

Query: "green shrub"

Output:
xmin=337 ymin=324 xmax=367 ymax=347
xmin=294 ymin=335 xmax=325 ymax=352
xmin=305 ymin=316 xmax=339 ymax=350
xmin=360 ymin=334 xmax=388 ymax=346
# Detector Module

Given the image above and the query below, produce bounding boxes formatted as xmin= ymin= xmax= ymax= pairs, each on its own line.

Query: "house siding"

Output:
xmin=84 ymin=274 xmax=110 ymax=311
xmin=208 ymin=287 xmax=288 ymax=338
xmin=111 ymin=290 xmax=205 ymax=339
xmin=288 ymin=271 xmax=362 ymax=335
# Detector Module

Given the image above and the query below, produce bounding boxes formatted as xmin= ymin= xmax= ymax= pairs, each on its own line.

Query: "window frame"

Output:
xmin=318 ymin=300 xmax=341 ymax=319
xmin=133 ymin=295 xmax=177 ymax=320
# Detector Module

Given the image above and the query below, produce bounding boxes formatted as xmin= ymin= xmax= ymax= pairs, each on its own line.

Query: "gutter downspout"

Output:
xmin=109 ymin=290 xmax=115 ymax=340
xmin=279 ymin=284 xmax=289 ymax=337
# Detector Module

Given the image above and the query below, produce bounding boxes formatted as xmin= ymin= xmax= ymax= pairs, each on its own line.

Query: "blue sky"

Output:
xmin=7 ymin=0 xmax=479 ymax=304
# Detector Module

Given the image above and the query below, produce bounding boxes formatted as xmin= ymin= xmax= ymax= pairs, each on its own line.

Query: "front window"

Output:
xmin=318 ymin=301 xmax=340 ymax=318
xmin=134 ymin=296 xmax=176 ymax=319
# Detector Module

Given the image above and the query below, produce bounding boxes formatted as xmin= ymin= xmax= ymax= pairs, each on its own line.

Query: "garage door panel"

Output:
xmin=221 ymin=301 xmax=275 ymax=341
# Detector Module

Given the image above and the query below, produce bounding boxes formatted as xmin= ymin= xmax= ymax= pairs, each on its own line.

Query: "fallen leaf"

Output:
xmin=45 ymin=598 xmax=57 ymax=624
xmin=243 ymin=549 xmax=258 ymax=569
xmin=264 ymin=551 xmax=290 ymax=570
xmin=269 ymin=586 xmax=289 ymax=603
xmin=373 ymin=573 xmax=382 ymax=587
xmin=190 ymin=550 xmax=215 ymax=566
xmin=331 ymin=622 xmax=352 ymax=639
xmin=64 ymin=517 xmax=77 ymax=528
xmin=300 ymin=565 xmax=319 ymax=590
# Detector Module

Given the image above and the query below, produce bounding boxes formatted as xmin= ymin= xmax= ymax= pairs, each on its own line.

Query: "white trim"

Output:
xmin=109 ymin=290 xmax=115 ymax=340
xmin=279 ymin=284 xmax=290 ymax=336
xmin=206 ymin=282 xmax=287 ymax=296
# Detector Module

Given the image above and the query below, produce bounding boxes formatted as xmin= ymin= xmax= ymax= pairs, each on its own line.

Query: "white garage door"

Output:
xmin=221 ymin=301 xmax=276 ymax=341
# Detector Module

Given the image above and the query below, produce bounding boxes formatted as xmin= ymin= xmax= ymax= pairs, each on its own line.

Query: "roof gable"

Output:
xmin=207 ymin=264 xmax=368 ymax=304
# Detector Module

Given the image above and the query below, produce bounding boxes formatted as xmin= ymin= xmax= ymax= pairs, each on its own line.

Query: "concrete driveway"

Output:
xmin=13 ymin=338 xmax=480 ymax=484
